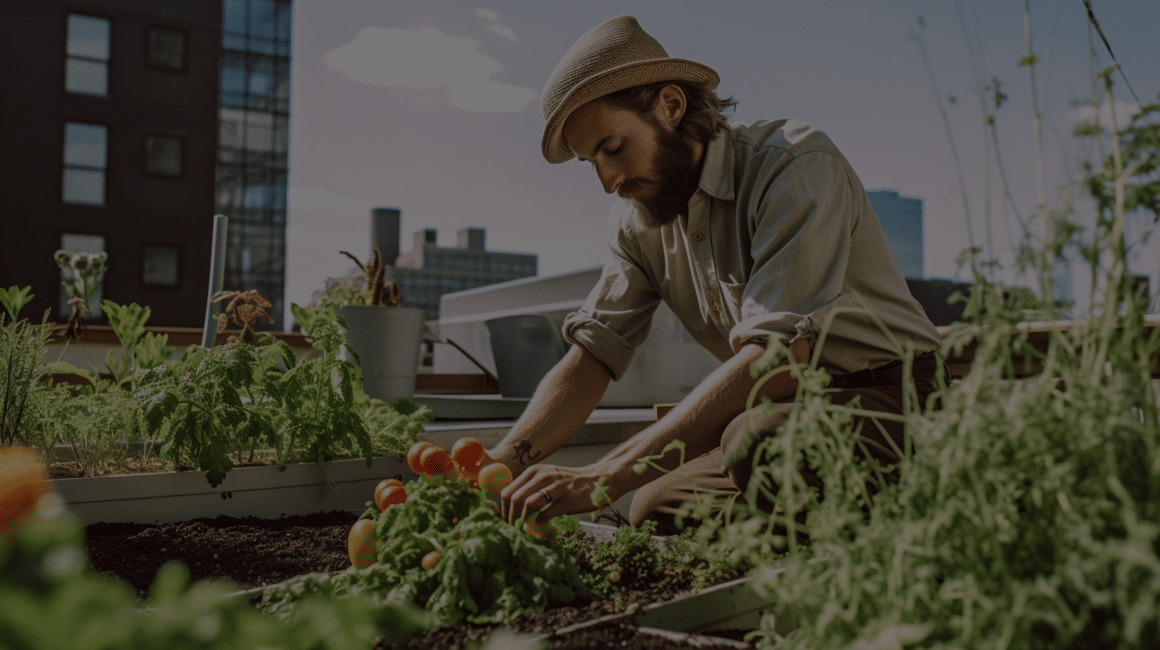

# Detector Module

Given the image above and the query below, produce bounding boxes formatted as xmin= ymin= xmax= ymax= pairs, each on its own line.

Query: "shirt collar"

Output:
xmin=697 ymin=125 xmax=735 ymax=201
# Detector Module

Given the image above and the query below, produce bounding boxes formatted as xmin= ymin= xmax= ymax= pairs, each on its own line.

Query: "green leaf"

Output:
xmin=0 ymin=285 xmax=34 ymax=322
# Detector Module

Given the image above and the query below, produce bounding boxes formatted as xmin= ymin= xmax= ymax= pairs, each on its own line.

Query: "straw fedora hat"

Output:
xmin=540 ymin=15 xmax=719 ymax=164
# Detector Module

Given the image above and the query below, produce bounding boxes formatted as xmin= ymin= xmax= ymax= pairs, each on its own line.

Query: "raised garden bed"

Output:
xmin=83 ymin=510 xmax=771 ymax=649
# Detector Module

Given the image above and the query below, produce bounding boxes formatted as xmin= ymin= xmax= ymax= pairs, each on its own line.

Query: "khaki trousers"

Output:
xmin=628 ymin=352 xmax=944 ymax=535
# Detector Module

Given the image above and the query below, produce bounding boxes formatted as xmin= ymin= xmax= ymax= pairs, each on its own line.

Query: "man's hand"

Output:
xmin=500 ymin=463 xmax=612 ymax=524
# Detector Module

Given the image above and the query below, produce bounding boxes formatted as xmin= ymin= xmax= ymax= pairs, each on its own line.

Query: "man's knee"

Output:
xmin=720 ymin=401 xmax=795 ymax=493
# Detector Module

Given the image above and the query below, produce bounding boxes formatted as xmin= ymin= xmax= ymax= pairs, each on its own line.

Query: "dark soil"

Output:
xmin=84 ymin=511 xmax=753 ymax=650
xmin=85 ymin=510 xmax=358 ymax=597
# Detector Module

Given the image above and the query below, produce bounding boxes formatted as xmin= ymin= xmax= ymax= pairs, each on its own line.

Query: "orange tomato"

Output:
xmin=477 ymin=462 xmax=513 ymax=496
xmin=0 ymin=447 xmax=48 ymax=536
xmin=420 ymin=446 xmax=454 ymax=476
xmin=372 ymin=478 xmax=404 ymax=511
xmin=451 ymin=437 xmax=486 ymax=468
xmin=347 ymin=519 xmax=377 ymax=569
xmin=421 ymin=550 xmax=441 ymax=571
xmin=374 ymin=484 xmax=407 ymax=511
xmin=406 ymin=441 xmax=435 ymax=474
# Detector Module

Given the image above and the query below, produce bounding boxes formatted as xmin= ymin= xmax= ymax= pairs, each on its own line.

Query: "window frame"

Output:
xmin=145 ymin=24 xmax=188 ymax=73
xmin=64 ymin=12 xmax=112 ymax=97
xmin=143 ymin=133 xmax=185 ymax=179
xmin=140 ymin=242 xmax=183 ymax=288
xmin=62 ymin=120 xmax=109 ymax=207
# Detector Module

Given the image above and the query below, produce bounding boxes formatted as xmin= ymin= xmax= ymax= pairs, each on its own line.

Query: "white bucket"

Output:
xmin=336 ymin=306 xmax=426 ymax=403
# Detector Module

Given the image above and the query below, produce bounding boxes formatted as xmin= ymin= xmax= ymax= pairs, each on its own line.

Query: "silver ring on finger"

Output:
xmin=538 ymin=489 xmax=552 ymax=503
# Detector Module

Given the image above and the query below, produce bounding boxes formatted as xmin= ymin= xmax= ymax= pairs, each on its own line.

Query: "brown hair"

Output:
xmin=601 ymin=81 xmax=736 ymax=146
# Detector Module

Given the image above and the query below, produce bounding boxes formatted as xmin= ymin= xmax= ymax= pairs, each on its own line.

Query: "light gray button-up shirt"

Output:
xmin=563 ymin=119 xmax=941 ymax=381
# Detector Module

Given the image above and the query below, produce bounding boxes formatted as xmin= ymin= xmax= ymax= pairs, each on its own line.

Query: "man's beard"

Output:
xmin=623 ymin=126 xmax=701 ymax=228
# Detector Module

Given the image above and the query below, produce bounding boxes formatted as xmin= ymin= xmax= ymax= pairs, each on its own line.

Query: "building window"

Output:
xmin=145 ymin=134 xmax=183 ymax=177
xmin=142 ymin=244 xmax=181 ymax=287
xmin=62 ymin=122 xmax=107 ymax=206
xmin=65 ymin=14 xmax=110 ymax=96
xmin=146 ymin=25 xmax=186 ymax=71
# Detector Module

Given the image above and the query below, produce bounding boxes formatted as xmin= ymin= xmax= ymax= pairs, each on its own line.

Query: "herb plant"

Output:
xmin=0 ymin=293 xmax=53 ymax=448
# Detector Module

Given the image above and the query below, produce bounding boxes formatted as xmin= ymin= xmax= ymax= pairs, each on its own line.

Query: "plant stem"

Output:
xmin=911 ymin=18 xmax=977 ymax=256
xmin=1024 ymin=0 xmax=1054 ymax=305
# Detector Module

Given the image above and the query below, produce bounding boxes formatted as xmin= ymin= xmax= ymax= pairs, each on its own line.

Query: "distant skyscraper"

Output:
xmin=866 ymin=190 xmax=924 ymax=279
xmin=314 ymin=209 xmax=538 ymax=323
xmin=389 ymin=225 xmax=537 ymax=321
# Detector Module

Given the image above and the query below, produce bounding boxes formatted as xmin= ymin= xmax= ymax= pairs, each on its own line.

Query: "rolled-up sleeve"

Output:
xmin=727 ymin=150 xmax=855 ymax=354
xmin=563 ymin=211 xmax=662 ymax=380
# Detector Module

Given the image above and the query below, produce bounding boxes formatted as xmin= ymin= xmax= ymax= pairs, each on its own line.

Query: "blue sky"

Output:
xmin=284 ymin=0 xmax=1160 ymax=320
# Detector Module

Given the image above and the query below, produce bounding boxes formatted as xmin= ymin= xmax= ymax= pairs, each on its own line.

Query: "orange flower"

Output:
xmin=0 ymin=447 xmax=50 ymax=536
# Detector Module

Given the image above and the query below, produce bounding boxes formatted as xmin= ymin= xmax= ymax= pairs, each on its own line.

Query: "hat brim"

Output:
xmin=541 ymin=58 xmax=719 ymax=164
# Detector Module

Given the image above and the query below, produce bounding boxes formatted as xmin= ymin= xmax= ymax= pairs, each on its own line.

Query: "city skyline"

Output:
xmin=285 ymin=1 xmax=1160 ymax=324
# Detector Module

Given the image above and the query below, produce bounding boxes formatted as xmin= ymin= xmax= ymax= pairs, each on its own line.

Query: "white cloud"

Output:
xmin=474 ymin=8 xmax=519 ymax=44
xmin=324 ymin=25 xmax=535 ymax=113
xmin=1067 ymin=100 xmax=1142 ymax=132
xmin=489 ymin=24 xmax=519 ymax=44
xmin=474 ymin=8 xmax=500 ymax=23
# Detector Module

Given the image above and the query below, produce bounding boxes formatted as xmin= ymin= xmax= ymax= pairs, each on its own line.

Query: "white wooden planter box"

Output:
xmin=51 ymin=441 xmax=624 ymax=526
xmin=52 ymin=455 xmax=413 ymax=526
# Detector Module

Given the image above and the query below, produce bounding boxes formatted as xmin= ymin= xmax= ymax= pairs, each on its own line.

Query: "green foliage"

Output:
xmin=101 ymin=300 xmax=173 ymax=389
xmin=0 ymin=494 xmax=427 ymax=649
xmin=135 ymin=344 xmax=270 ymax=486
xmin=557 ymin=520 xmax=745 ymax=599
xmin=1082 ymin=100 xmax=1160 ymax=226
xmin=0 ymin=311 xmax=53 ymax=446
xmin=135 ymin=324 xmax=426 ymax=486
xmin=37 ymin=382 xmax=154 ymax=474
xmin=0 ymin=286 xmax=34 ymax=322
xmin=260 ymin=475 xmax=589 ymax=627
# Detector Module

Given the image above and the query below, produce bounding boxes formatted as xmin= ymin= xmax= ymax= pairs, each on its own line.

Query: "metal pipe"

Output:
xmin=201 ymin=215 xmax=229 ymax=348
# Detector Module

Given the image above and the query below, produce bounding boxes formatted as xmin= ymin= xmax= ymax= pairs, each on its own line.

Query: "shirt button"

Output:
xmin=692 ymin=231 xmax=704 ymax=242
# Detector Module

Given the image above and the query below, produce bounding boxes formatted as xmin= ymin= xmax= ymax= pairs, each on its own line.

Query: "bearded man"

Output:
xmin=487 ymin=15 xmax=945 ymax=534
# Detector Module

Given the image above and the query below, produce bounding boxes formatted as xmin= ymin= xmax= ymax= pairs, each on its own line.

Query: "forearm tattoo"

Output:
xmin=513 ymin=440 xmax=542 ymax=466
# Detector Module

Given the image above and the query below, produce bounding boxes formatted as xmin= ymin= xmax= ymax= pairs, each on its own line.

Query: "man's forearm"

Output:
xmin=487 ymin=345 xmax=613 ymax=473
xmin=593 ymin=340 xmax=808 ymax=500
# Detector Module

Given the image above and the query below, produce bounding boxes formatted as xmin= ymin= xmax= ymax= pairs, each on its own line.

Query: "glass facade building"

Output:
xmin=216 ymin=0 xmax=292 ymax=329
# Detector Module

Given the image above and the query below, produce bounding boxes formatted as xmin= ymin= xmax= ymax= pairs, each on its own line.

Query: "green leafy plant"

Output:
xmin=134 ymin=294 xmax=426 ymax=486
xmin=0 ymin=308 xmax=54 ymax=447
xmin=0 ymin=286 xmax=34 ymax=322
xmin=260 ymin=474 xmax=589 ymax=627
xmin=101 ymin=300 xmax=172 ymax=390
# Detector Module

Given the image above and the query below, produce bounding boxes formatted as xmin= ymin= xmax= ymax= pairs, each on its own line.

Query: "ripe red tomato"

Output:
xmin=421 ymin=550 xmax=441 ymax=571
xmin=406 ymin=441 xmax=435 ymax=475
xmin=451 ymin=437 xmax=486 ymax=468
xmin=374 ymin=483 xmax=407 ymax=511
xmin=420 ymin=446 xmax=454 ymax=476
xmin=347 ymin=519 xmax=377 ymax=569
